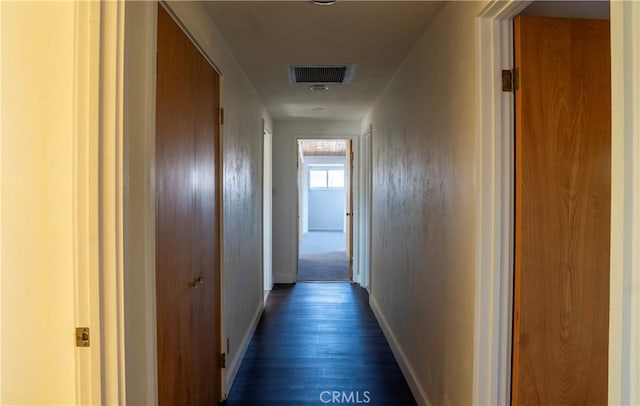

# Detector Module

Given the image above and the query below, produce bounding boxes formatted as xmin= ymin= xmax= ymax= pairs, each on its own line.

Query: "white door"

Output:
xmin=0 ymin=2 xmax=99 ymax=404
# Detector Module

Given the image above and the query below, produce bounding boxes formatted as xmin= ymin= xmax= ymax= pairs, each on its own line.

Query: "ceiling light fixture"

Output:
xmin=312 ymin=0 xmax=337 ymax=5
xmin=312 ymin=107 xmax=324 ymax=111
xmin=309 ymin=84 xmax=329 ymax=92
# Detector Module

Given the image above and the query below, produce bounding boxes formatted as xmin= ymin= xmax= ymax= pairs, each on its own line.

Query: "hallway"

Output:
xmin=227 ymin=283 xmax=415 ymax=405
xmin=2 ymin=1 xmax=639 ymax=405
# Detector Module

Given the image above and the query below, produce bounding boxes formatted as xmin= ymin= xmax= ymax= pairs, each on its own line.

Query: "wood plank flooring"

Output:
xmin=227 ymin=283 xmax=416 ymax=405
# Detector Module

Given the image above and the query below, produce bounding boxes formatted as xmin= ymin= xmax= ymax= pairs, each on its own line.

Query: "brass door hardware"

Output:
xmin=76 ymin=327 xmax=90 ymax=347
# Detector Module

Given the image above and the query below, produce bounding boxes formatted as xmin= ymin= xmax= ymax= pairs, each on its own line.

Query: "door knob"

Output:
xmin=190 ymin=275 xmax=204 ymax=288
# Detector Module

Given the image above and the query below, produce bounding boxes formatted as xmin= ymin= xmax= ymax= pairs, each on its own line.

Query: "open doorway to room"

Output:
xmin=296 ymin=139 xmax=353 ymax=282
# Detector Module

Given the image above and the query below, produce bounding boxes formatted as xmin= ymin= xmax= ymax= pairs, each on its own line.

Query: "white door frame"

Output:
xmin=357 ymin=125 xmax=372 ymax=290
xmin=609 ymin=2 xmax=640 ymax=404
xmin=74 ymin=0 xmax=98 ymax=402
xmin=473 ymin=2 xmax=529 ymax=404
xmin=473 ymin=1 xmax=640 ymax=405
xmin=95 ymin=0 xmax=128 ymax=403
xmin=96 ymin=0 xmax=159 ymax=404
xmin=263 ymin=123 xmax=273 ymax=302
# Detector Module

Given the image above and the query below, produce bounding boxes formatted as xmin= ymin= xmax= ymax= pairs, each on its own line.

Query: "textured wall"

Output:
xmin=361 ymin=2 xmax=484 ymax=404
xmin=220 ymin=70 xmax=266 ymax=368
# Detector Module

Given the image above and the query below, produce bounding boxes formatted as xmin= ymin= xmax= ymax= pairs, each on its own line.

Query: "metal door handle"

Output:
xmin=191 ymin=275 xmax=204 ymax=288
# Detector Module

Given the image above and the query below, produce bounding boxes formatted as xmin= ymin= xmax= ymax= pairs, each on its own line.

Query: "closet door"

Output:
xmin=513 ymin=16 xmax=610 ymax=405
xmin=156 ymin=6 xmax=221 ymax=404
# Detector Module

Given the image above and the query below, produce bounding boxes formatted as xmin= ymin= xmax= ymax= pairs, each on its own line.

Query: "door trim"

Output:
xmin=99 ymin=0 xmax=127 ymax=403
xmin=357 ymin=125 xmax=372 ymax=291
xmin=262 ymin=123 xmax=273 ymax=300
xmin=473 ymin=2 xmax=531 ymax=405
xmin=609 ymin=2 xmax=640 ymax=404
xmin=73 ymin=1 xmax=104 ymax=404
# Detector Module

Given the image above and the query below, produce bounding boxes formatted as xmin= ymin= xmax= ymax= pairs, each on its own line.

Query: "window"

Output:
xmin=309 ymin=170 xmax=328 ymax=188
xmin=327 ymin=170 xmax=344 ymax=188
xmin=309 ymin=168 xmax=344 ymax=189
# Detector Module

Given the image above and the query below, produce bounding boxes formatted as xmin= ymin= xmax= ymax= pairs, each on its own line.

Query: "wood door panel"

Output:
xmin=513 ymin=16 xmax=610 ymax=405
xmin=156 ymin=7 xmax=195 ymax=403
xmin=190 ymin=33 xmax=221 ymax=404
xmin=156 ymin=6 xmax=221 ymax=404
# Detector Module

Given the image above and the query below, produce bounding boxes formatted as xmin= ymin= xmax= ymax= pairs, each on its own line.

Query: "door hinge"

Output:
xmin=76 ymin=327 xmax=90 ymax=347
xmin=502 ymin=69 xmax=518 ymax=92
xmin=219 ymin=108 xmax=224 ymax=125
xmin=221 ymin=352 xmax=226 ymax=369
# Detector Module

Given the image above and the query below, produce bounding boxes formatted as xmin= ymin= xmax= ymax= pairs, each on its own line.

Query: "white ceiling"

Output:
xmin=521 ymin=1 xmax=609 ymax=19
xmin=203 ymin=1 xmax=443 ymax=121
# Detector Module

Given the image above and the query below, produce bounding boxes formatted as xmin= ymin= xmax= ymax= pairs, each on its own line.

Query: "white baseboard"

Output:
xmin=224 ymin=294 xmax=268 ymax=396
xmin=369 ymin=295 xmax=432 ymax=406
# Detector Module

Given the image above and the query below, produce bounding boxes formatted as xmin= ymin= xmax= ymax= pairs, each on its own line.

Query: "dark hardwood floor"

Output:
xmin=226 ymin=283 xmax=416 ymax=405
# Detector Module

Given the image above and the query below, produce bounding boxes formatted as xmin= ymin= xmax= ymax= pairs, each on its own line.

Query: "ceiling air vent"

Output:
xmin=289 ymin=65 xmax=354 ymax=84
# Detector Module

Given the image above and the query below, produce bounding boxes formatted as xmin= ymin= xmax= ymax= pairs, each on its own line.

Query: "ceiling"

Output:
xmin=521 ymin=1 xmax=609 ymax=19
xmin=203 ymin=1 xmax=443 ymax=121
xmin=300 ymin=139 xmax=347 ymax=156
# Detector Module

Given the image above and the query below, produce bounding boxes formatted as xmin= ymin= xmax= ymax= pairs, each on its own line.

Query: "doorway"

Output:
xmin=296 ymin=139 xmax=353 ymax=282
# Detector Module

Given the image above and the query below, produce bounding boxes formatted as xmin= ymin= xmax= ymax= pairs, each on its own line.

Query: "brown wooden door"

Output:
xmin=513 ymin=16 xmax=611 ymax=405
xmin=156 ymin=6 xmax=221 ymax=404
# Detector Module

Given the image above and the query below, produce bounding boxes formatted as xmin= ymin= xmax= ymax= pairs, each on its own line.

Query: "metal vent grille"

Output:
xmin=289 ymin=65 xmax=354 ymax=84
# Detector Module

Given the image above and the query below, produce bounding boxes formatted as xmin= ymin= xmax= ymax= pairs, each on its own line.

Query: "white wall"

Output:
xmin=0 ymin=2 xmax=78 ymax=403
xmin=272 ymin=120 xmax=360 ymax=283
xmin=302 ymin=155 xmax=346 ymax=233
xmin=361 ymin=2 xmax=485 ymax=405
